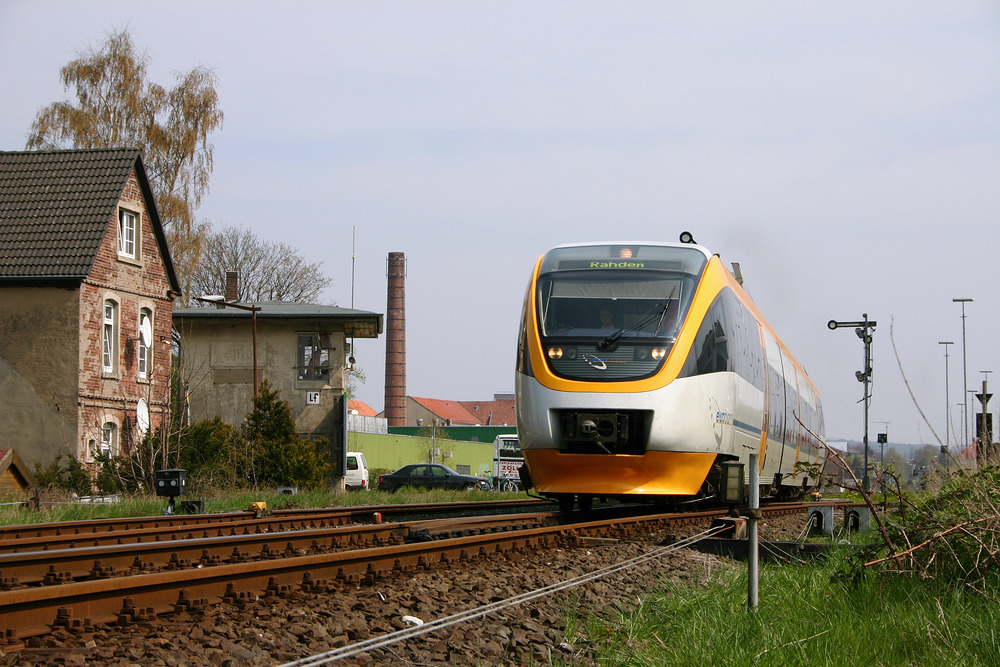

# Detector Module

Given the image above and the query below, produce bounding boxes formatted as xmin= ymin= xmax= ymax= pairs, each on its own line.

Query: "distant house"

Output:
xmin=173 ymin=277 xmax=382 ymax=483
xmin=376 ymin=394 xmax=516 ymax=428
xmin=348 ymin=400 xmax=378 ymax=417
xmin=406 ymin=396 xmax=481 ymax=427
xmin=0 ymin=149 xmax=181 ymax=469
xmin=459 ymin=393 xmax=516 ymax=427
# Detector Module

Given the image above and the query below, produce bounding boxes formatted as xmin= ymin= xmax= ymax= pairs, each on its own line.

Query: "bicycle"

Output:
xmin=485 ymin=475 xmax=521 ymax=493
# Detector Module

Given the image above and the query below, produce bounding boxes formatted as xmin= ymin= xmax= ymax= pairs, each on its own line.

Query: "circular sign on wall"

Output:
xmin=139 ymin=314 xmax=153 ymax=348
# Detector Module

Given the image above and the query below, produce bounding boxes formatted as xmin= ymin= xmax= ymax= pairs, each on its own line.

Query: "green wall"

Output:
xmin=346 ymin=432 xmax=495 ymax=478
xmin=387 ymin=425 xmax=516 ymax=442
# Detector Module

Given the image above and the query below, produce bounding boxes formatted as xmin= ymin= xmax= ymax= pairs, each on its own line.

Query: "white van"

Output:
xmin=345 ymin=452 xmax=370 ymax=491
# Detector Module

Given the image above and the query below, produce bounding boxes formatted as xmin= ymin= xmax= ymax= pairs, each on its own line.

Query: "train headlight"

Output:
xmin=547 ymin=346 xmax=577 ymax=360
xmin=651 ymin=347 xmax=667 ymax=361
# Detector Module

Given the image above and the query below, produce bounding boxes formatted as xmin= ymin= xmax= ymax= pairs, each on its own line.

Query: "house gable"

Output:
xmin=0 ymin=148 xmax=180 ymax=295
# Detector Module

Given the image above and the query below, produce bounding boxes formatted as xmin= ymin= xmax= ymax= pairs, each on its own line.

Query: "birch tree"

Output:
xmin=26 ymin=29 xmax=223 ymax=303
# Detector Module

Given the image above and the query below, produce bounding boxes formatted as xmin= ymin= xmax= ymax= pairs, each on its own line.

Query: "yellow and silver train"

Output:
xmin=514 ymin=235 xmax=824 ymax=511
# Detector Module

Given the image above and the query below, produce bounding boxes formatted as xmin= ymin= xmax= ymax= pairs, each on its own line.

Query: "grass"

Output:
xmin=0 ymin=487 xmax=528 ymax=525
xmin=559 ymin=550 xmax=1000 ymax=667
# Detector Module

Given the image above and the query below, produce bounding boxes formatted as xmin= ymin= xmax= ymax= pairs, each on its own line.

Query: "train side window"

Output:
xmin=680 ymin=292 xmax=731 ymax=377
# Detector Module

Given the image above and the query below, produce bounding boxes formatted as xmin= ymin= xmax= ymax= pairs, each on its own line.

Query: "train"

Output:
xmin=514 ymin=234 xmax=825 ymax=511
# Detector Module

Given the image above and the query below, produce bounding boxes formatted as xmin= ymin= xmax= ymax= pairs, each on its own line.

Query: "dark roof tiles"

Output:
xmin=0 ymin=148 xmax=153 ymax=282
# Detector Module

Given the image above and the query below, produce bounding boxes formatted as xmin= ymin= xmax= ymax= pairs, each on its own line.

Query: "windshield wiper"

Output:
xmin=599 ymin=286 xmax=678 ymax=350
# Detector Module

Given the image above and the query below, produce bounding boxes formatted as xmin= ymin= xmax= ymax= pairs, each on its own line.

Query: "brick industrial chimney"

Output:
xmin=384 ymin=252 xmax=407 ymax=426
xmin=225 ymin=270 xmax=239 ymax=302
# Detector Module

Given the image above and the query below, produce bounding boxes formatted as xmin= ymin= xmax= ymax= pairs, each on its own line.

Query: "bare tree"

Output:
xmin=191 ymin=224 xmax=333 ymax=303
xmin=26 ymin=29 xmax=224 ymax=304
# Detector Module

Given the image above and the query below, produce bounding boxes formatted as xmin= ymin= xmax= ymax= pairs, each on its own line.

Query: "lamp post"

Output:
xmin=195 ymin=295 xmax=262 ymax=397
xmin=828 ymin=314 xmax=877 ymax=492
xmin=939 ymin=341 xmax=954 ymax=449
xmin=953 ymin=298 xmax=973 ymax=450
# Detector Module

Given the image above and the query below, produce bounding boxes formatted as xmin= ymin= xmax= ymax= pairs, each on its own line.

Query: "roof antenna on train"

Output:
xmin=679 ymin=231 xmax=696 ymax=244
xmin=731 ymin=262 xmax=744 ymax=286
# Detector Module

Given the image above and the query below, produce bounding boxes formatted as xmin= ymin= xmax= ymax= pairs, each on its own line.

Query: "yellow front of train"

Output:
xmin=514 ymin=238 xmax=822 ymax=507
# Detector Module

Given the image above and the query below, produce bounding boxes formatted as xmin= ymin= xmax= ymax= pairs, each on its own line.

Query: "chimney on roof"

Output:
xmin=225 ymin=271 xmax=239 ymax=302
xmin=384 ymin=252 xmax=407 ymax=426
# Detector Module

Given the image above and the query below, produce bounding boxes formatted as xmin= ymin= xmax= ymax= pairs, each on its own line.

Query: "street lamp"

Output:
xmin=195 ymin=295 xmax=262 ymax=397
xmin=828 ymin=313 xmax=877 ymax=492
xmin=953 ymin=298 xmax=973 ymax=450
xmin=938 ymin=341 xmax=954 ymax=450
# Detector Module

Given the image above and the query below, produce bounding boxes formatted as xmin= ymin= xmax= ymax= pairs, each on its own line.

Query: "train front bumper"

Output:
xmin=523 ymin=449 xmax=716 ymax=496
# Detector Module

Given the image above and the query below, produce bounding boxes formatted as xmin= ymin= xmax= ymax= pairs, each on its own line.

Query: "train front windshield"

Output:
xmin=535 ymin=244 xmax=707 ymax=381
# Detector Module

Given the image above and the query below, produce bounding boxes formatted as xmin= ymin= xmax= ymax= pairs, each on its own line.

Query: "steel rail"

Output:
xmin=0 ymin=512 xmax=555 ymax=588
xmin=0 ymin=499 xmax=549 ymax=553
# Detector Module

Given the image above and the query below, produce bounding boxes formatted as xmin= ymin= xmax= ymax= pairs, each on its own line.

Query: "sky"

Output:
xmin=2 ymin=1 xmax=998 ymax=448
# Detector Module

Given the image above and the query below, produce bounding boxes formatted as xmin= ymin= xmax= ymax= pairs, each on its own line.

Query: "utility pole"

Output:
xmin=939 ymin=341 xmax=954 ymax=450
xmin=953 ymin=298 xmax=973 ymax=451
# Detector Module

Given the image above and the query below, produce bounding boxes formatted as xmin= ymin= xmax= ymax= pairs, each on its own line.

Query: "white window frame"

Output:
xmin=138 ymin=309 xmax=152 ymax=380
xmin=118 ymin=209 xmax=137 ymax=258
xmin=103 ymin=299 xmax=119 ymax=374
xmin=100 ymin=422 xmax=117 ymax=457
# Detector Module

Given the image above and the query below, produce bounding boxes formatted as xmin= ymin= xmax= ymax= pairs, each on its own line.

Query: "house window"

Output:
xmin=100 ymin=422 xmax=117 ymax=457
xmin=103 ymin=299 xmax=119 ymax=374
xmin=297 ymin=334 xmax=330 ymax=382
xmin=118 ymin=209 xmax=137 ymax=258
xmin=138 ymin=309 xmax=153 ymax=380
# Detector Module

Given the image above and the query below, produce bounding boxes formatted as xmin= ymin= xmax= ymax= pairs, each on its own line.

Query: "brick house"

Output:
xmin=0 ymin=149 xmax=181 ymax=469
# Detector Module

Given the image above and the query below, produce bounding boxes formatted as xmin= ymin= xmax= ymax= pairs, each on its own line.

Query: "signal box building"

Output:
xmin=0 ymin=149 xmax=181 ymax=468
xmin=173 ymin=283 xmax=382 ymax=481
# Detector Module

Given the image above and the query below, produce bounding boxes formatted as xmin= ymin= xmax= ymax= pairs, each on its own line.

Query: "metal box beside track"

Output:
xmin=807 ymin=504 xmax=834 ymax=537
xmin=155 ymin=469 xmax=187 ymax=497
xmin=844 ymin=506 xmax=871 ymax=532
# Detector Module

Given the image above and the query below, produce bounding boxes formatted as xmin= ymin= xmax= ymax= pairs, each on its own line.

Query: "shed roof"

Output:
xmin=173 ymin=301 xmax=383 ymax=338
xmin=0 ymin=448 xmax=38 ymax=492
xmin=0 ymin=148 xmax=180 ymax=292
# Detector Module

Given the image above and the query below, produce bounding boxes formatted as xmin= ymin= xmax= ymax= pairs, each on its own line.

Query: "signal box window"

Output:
xmin=297 ymin=334 xmax=330 ymax=382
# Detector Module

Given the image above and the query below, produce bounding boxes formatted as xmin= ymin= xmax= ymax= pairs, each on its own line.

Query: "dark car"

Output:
xmin=377 ymin=463 xmax=489 ymax=492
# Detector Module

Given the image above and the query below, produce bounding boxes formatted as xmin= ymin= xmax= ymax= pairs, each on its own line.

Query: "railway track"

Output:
xmin=0 ymin=499 xmax=550 ymax=552
xmin=0 ymin=501 xmax=806 ymax=653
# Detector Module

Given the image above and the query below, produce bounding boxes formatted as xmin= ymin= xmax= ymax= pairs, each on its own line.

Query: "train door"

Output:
xmin=762 ymin=333 xmax=786 ymax=485
xmin=783 ymin=356 xmax=804 ymax=485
